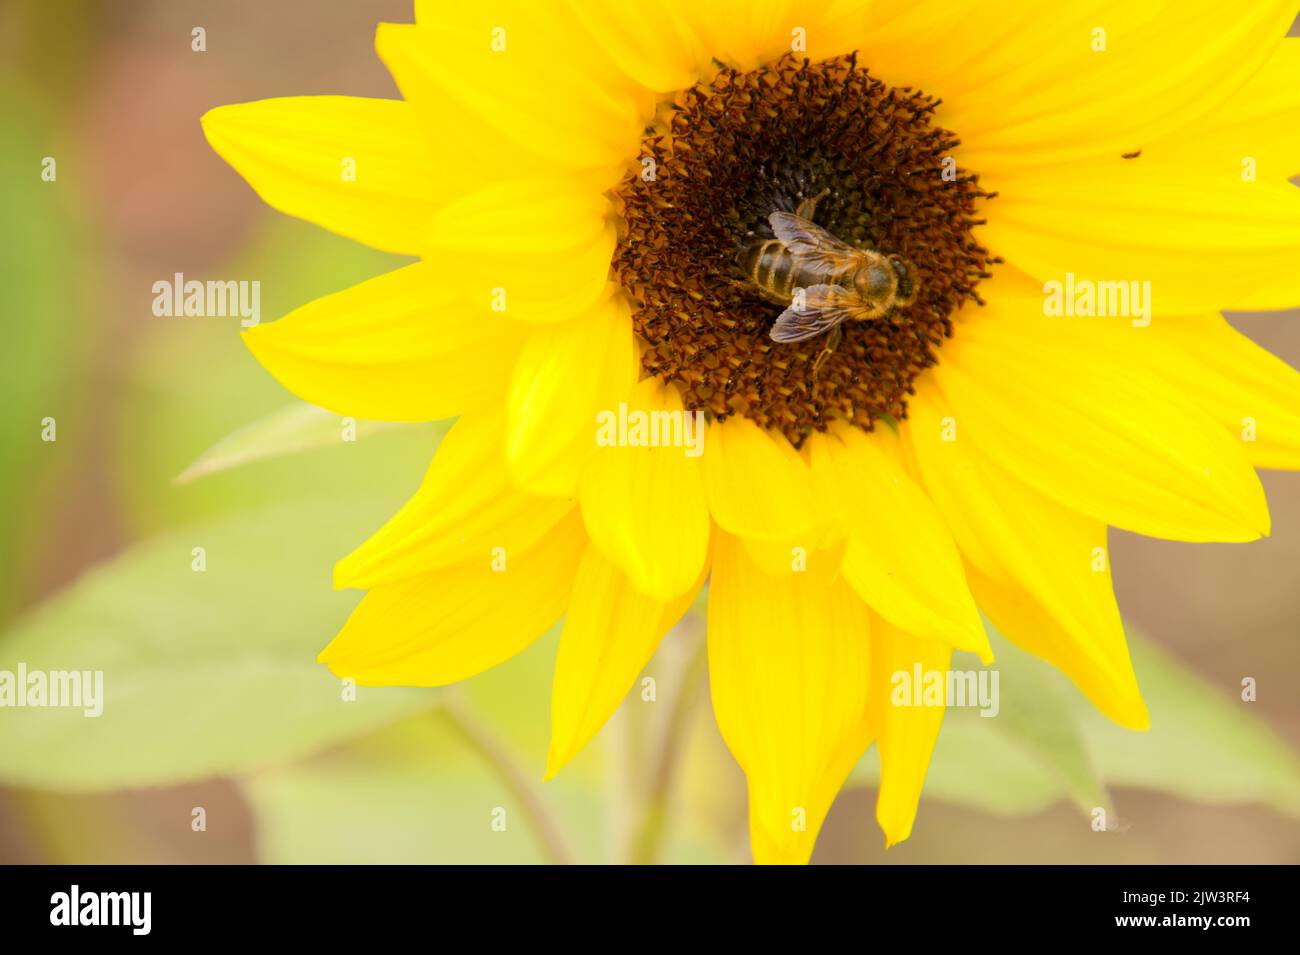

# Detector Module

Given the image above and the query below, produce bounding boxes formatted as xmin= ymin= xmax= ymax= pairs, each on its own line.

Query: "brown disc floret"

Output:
xmin=612 ymin=54 xmax=997 ymax=445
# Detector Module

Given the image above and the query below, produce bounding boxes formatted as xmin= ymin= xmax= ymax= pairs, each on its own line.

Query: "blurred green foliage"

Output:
xmin=851 ymin=629 xmax=1300 ymax=822
xmin=0 ymin=495 xmax=438 ymax=790
xmin=114 ymin=220 xmax=429 ymax=537
xmin=0 ymin=84 xmax=96 ymax=616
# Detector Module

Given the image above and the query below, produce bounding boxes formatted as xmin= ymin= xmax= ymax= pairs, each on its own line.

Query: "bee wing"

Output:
xmin=768 ymin=212 xmax=861 ymax=271
xmin=769 ymin=283 xmax=853 ymax=343
xmin=809 ymin=283 xmax=889 ymax=322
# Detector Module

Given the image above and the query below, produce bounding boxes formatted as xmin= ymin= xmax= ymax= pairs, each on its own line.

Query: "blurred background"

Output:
xmin=1 ymin=0 xmax=1297 ymax=864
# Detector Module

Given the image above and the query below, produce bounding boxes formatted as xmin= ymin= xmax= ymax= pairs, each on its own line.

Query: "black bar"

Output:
xmin=0 ymin=864 xmax=1284 ymax=940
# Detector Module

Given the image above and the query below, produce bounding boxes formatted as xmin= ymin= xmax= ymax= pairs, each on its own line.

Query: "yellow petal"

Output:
xmin=933 ymin=273 xmax=1270 ymax=542
xmin=820 ymin=0 xmax=989 ymax=95
xmin=738 ymin=535 xmax=841 ymax=579
xmin=685 ymin=0 xmax=803 ymax=72
xmin=372 ymin=23 xmax=533 ymax=186
xmin=579 ymin=378 xmax=710 ymax=601
xmin=320 ymin=510 xmax=585 ymax=685
xmin=506 ymin=298 xmax=638 ymax=497
xmin=334 ymin=408 xmax=572 ymax=589
xmin=1138 ymin=39 xmax=1300 ymax=184
xmin=200 ymin=96 xmax=442 ymax=255
xmin=869 ymin=615 xmax=951 ymax=847
xmin=567 ymin=0 xmax=709 ymax=93
xmin=941 ymin=1 xmax=1292 ymax=172
xmin=423 ymin=178 xmax=618 ymax=325
xmin=707 ymin=531 xmax=872 ymax=865
xmin=546 ymin=542 xmax=706 ymax=777
xmin=849 ymin=1 xmax=1288 ymax=172
xmin=703 ymin=416 xmax=820 ymax=541
xmin=595 ymin=0 xmax=877 ymax=82
xmin=242 ymin=262 xmax=517 ymax=422
xmin=1148 ymin=316 xmax=1300 ymax=471
xmin=967 ymin=565 xmax=1149 ymax=731
xmin=691 ymin=0 xmax=881 ymax=73
xmin=1050 ymin=314 xmax=1300 ymax=472
xmin=808 ymin=426 xmax=990 ymax=661
xmin=978 ymin=157 xmax=1300 ymax=313
xmin=426 ymin=178 xmax=611 ymax=256
xmin=904 ymin=378 xmax=1148 ymax=728
xmin=380 ymin=11 xmax=650 ymax=186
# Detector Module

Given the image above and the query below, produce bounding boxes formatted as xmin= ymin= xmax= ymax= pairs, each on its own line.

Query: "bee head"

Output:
xmin=853 ymin=263 xmax=895 ymax=301
xmin=888 ymin=255 xmax=918 ymax=306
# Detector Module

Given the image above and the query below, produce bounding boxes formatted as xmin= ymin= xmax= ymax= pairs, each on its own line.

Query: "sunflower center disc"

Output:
xmin=613 ymin=54 xmax=997 ymax=445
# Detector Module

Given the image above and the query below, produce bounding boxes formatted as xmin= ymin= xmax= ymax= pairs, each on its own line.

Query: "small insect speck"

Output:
xmin=1121 ymin=149 xmax=1142 ymax=159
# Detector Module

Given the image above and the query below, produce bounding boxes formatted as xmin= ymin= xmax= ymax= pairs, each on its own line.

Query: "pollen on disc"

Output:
xmin=612 ymin=54 xmax=997 ymax=446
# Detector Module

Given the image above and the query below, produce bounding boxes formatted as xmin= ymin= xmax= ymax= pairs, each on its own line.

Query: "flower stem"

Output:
xmin=628 ymin=626 xmax=708 ymax=865
xmin=439 ymin=699 xmax=576 ymax=866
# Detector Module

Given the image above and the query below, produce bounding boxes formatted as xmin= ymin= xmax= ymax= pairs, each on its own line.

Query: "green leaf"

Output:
xmin=851 ymin=710 xmax=1071 ymax=817
xmin=0 ymin=496 xmax=437 ymax=791
xmin=113 ymin=218 xmax=429 ymax=537
xmin=244 ymin=624 xmax=736 ymax=864
xmin=1073 ymin=634 xmax=1300 ymax=818
xmin=174 ymin=402 xmax=417 ymax=484
xmin=243 ymin=628 xmax=607 ymax=865
xmin=244 ymin=707 xmax=604 ymax=865
xmin=847 ymin=631 xmax=1092 ymax=815
xmin=0 ymin=83 xmax=96 ymax=616
xmin=964 ymin=635 xmax=1110 ymax=813
xmin=849 ymin=626 xmax=1300 ymax=822
xmin=849 ymin=630 xmax=1108 ymax=815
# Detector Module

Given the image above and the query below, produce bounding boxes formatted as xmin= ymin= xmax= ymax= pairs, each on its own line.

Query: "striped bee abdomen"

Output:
xmin=739 ymin=238 xmax=851 ymax=304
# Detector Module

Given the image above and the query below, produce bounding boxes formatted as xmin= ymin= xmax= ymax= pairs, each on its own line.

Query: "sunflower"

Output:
xmin=201 ymin=1 xmax=1300 ymax=864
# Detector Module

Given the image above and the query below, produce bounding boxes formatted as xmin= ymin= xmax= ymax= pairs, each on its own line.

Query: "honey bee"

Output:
xmin=739 ymin=191 xmax=919 ymax=372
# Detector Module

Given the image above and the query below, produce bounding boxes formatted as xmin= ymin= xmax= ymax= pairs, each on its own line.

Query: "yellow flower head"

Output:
xmin=201 ymin=0 xmax=1300 ymax=864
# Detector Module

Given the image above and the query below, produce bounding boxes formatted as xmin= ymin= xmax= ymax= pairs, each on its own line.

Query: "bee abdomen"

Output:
xmin=740 ymin=239 xmax=799 ymax=302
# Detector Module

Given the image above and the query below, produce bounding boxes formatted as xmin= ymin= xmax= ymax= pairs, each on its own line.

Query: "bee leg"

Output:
xmin=795 ymin=187 xmax=832 ymax=220
xmin=812 ymin=324 xmax=842 ymax=377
